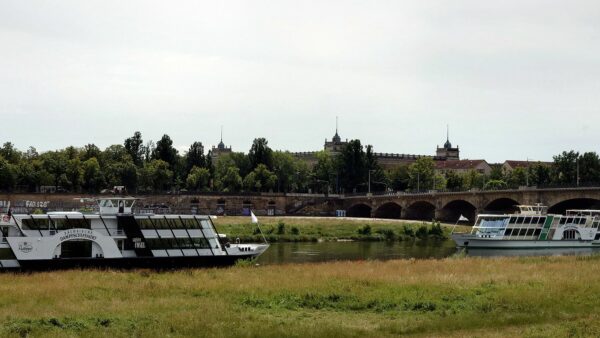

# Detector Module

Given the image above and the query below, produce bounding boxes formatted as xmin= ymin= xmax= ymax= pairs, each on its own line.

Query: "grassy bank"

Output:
xmin=212 ymin=216 xmax=467 ymax=242
xmin=1 ymin=255 xmax=600 ymax=337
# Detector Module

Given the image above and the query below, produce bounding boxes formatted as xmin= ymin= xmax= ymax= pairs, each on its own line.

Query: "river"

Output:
xmin=256 ymin=240 xmax=457 ymax=265
xmin=255 ymin=241 xmax=600 ymax=265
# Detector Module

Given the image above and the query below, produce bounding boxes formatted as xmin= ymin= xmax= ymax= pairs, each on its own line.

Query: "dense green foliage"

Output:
xmin=0 ymin=134 xmax=598 ymax=193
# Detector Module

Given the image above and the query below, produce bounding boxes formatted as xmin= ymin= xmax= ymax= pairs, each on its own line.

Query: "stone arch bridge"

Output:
xmin=343 ymin=188 xmax=600 ymax=223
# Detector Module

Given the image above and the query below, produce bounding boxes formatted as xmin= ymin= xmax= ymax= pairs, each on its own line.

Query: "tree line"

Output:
xmin=0 ymin=132 xmax=598 ymax=194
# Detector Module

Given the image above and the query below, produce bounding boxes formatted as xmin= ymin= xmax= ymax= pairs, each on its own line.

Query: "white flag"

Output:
xmin=251 ymin=211 xmax=259 ymax=224
xmin=458 ymin=214 xmax=469 ymax=222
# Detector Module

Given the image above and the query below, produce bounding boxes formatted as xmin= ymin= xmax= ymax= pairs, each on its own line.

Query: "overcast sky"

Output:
xmin=1 ymin=1 xmax=599 ymax=162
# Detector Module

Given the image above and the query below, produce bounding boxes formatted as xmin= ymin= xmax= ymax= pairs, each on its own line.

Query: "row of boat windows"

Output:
xmin=21 ymin=218 xmax=91 ymax=230
xmin=479 ymin=217 xmax=589 ymax=227
xmin=503 ymin=228 xmax=542 ymax=237
xmin=144 ymin=238 xmax=212 ymax=250
xmin=136 ymin=218 xmax=212 ymax=230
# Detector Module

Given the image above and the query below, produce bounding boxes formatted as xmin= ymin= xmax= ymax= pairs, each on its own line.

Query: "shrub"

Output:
xmin=378 ymin=229 xmax=396 ymax=241
xmin=403 ymin=225 xmax=415 ymax=237
xmin=416 ymin=225 xmax=429 ymax=239
xmin=277 ymin=221 xmax=286 ymax=234
xmin=291 ymin=227 xmax=300 ymax=235
xmin=357 ymin=224 xmax=372 ymax=236
xmin=428 ymin=222 xmax=444 ymax=237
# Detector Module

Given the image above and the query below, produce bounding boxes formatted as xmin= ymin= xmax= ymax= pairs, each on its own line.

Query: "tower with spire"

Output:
xmin=211 ymin=126 xmax=233 ymax=161
xmin=436 ymin=125 xmax=460 ymax=160
xmin=324 ymin=116 xmax=348 ymax=153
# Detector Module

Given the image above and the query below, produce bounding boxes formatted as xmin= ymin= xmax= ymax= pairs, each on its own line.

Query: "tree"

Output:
xmin=578 ymin=152 xmax=600 ymax=184
xmin=153 ymin=134 xmax=178 ymax=167
xmin=82 ymin=144 xmax=101 ymax=162
xmin=82 ymin=157 xmax=105 ymax=192
xmin=387 ymin=165 xmax=409 ymax=191
xmin=527 ymin=163 xmax=552 ymax=186
xmin=0 ymin=142 xmax=21 ymax=164
xmin=186 ymin=166 xmax=211 ymax=191
xmin=462 ymin=170 xmax=485 ymax=190
xmin=124 ymin=131 xmax=144 ymax=166
xmin=337 ymin=140 xmax=367 ymax=193
xmin=186 ymin=142 xmax=206 ymax=174
xmin=408 ymin=157 xmax=435 ymax=191
xmin=139 ymin=160 xmax=173 ymax=192
xmin=552 ymin=150 xmax=579 ymax=185
xmin=65 ymin=158 xmax=83 ymax=192
xmin=248 ymin=138 xmax=273 ymax=170
xmin=365 ymin=145 xmax=387 ymax=192
xmin=484 ymin=179 xmax=507 ymax=190
xmin=0 ymin=156 xmax=17 ymax=191
xmin=215 ymin=166 xmax=243 ymax=192
xmin=445 ymin=171 xmax=463 ymax=190
xmin=243 ymin=164 xmax=277 ymax=192
xmin=272 ymin=151 xmax=300 ymax=192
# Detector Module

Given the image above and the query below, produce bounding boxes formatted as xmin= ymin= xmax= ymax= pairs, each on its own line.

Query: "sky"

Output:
xmin=1 ymin=0 xmax=599 ymax=163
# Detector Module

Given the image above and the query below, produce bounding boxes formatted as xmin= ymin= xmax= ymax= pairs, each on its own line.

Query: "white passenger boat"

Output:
xmin=0 ymin=197 xmax=269 ymax=270
xmin=451 ymin=205 xmax=600 ymax=250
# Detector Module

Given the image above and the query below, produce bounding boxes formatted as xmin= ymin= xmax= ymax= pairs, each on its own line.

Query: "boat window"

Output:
xmin=534 ymin=229 xmax=541 ymax=236
xmin=137 ymin=218 xmax=155 ymax=229
xmin=22 ymin=218 xmax=42 ymax=230
xmin=51 ymin=218 xmax=91 ymax=230
xmin=519 ymin=229 xmax=527 ymax=236
xmin=526 ymin=229 xmax=535 ymax=236
xmin=524 ymin=217 xmax=532 ymax=224
xmin=200 ymin=220 xmax=212 ymax=230
xmin=192 ymin=238 xmax=210 ymax=248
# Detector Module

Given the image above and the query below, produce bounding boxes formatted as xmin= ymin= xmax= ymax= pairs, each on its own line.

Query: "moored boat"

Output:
xmin=451 ymin=204 xmax=600 ymax=250
xmin=0 ymin=197 xmax=269 ymax=270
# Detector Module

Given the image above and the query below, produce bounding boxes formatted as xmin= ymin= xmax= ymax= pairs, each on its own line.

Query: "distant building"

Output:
xmin=436 ymin=126 xmax=460 ymax=160
xmin=210 ymin=127 xmax=232 ymax=162
xmin=292 ymin=122 xmax=460 ymax=170
xmin=502 ymin=160 xmax=552 ymax=173
xmin=435 ymin=160 xmax=492 ymax=175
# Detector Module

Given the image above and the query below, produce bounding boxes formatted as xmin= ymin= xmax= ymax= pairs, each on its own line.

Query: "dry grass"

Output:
xmin=0 ymin=255 xmax=599 ymax=337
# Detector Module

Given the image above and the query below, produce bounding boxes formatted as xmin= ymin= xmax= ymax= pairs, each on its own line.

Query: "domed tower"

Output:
xmin=436 ymin=125 xmax=460 ymax=160
xmin=211 ymin=126 xmax=232 ymax=161
xmin=324 ymin=117 xmax=348 ymax=153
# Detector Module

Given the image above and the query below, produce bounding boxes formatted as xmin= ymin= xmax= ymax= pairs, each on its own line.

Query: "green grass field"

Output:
xmin=0 ymin=255 xmax=599 ymax=337
xmin=212 ymin=216 xmax=467 ymax=242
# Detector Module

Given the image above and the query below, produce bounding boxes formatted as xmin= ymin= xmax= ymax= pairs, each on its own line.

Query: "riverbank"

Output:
xmin=213 ymin=216 xmax=469 ymax=242
xmin=1 ymin=255 xmax=599 ymax=337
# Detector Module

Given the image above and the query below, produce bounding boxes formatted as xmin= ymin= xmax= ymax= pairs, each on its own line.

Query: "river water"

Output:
xmin=255 ymin=241 xmax=600 ymax=265
xmin=256 ymin=240 xmax=458 ymax=265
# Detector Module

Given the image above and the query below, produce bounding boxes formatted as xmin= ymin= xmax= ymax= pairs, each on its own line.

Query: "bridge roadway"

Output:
xmin=2 ymin=187 xmax=600 ymax=223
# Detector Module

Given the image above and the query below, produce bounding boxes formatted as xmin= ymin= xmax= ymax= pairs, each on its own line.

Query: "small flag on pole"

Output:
xmin=251 ymin=211 xmax=259 ymax=224
xmin=458 ymin=214 xmax=469 ymax=222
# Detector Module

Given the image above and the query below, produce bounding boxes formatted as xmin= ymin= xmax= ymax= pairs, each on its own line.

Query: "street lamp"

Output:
xmin=368 ymin=170 xmax=376 ymax=194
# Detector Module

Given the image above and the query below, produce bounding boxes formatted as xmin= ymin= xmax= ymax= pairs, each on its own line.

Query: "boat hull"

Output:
xmin=452 ymin=234 xmax=598 ymax=249
xmin=12 ymin=254 xmax=261 ymax=271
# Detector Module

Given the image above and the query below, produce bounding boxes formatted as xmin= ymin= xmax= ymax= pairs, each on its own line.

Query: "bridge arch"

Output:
xmin=439 ymin=200 xmax=477 ymax=223
xmin=484 ymin=198 xmax=520 ymax=214
xmin=374 ymin=202 xmax=402 ymax=219
xmin=548 ymin=198 xmax=600 ymax=215
xmin=405 ymin=201 xmax=436 ymax=220
xmin=347 ymin=203 xmax=372 ymax=218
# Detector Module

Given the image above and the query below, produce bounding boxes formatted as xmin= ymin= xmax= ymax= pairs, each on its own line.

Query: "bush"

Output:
xmin=403 ymin=225 xmax=415 ymax=237
xmin=277 ymin=221 xmax=286 ymax=235
xmin=378 ymin=229 xmax=396 ymax=241
xmin=357 ymin=224 xmax=372 ymax=236
xmin=291 ymin=227 xmax=300 ymax=235
xmin=416 ymin=225 xmax=429 ymax=239
xmin=429 ymin=222 xmax=444 ymax=237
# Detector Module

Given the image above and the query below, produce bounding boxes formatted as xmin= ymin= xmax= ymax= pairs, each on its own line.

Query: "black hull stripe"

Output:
xmin=11 ymin=255 xmax=258 ymax=271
